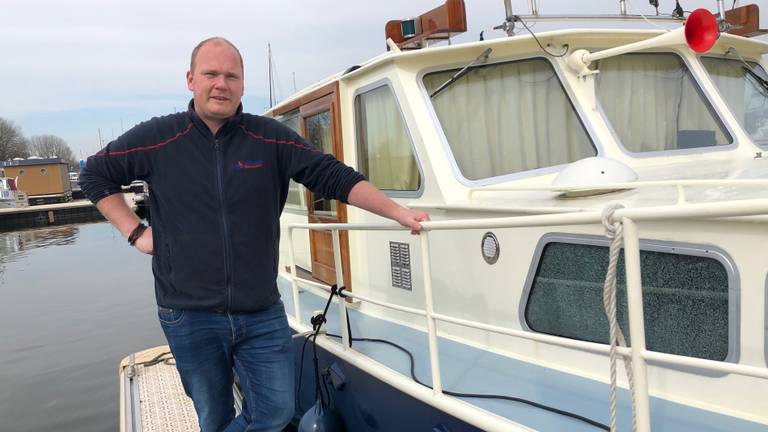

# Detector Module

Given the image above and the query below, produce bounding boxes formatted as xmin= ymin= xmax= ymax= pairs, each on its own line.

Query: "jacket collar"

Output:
xmin=187 ymin=99 xmax=244 ymax=138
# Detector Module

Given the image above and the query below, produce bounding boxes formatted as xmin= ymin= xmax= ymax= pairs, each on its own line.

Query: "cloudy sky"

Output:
xmin=1 ymin=0 xmax=765 ymax=160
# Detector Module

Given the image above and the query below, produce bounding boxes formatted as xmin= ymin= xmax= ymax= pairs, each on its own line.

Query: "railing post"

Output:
xmin=286 ymin=227 xmax=302 ymax=323
xmin=420 ymin=232 xmax=443 ymax=394
xmin=621 ymin=217 xmax=652 ymax=432
xmin=332 ymin=229 xmax=350 ymax=350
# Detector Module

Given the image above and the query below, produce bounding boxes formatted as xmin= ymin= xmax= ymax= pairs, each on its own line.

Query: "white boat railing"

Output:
xmin=285 ymin=197 xmax=768 ymax=432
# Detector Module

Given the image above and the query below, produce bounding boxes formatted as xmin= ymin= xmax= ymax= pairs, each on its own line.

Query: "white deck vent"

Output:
xmin=552 ymin=157 xmax=638 ymax=198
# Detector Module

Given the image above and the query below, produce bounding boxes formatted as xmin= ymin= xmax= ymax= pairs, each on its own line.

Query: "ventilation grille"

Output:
xmin=389 ymin=241 xmax=412 ymax=291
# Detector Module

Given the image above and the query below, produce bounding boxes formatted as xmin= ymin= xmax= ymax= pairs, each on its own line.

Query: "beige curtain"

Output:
xmin=596 ymin=54 xmax=729 ymax=152
xmin=424 ymin=59 xmax=594 ymax=180
xmin=357 ymin=86 xmax=419 ymax=190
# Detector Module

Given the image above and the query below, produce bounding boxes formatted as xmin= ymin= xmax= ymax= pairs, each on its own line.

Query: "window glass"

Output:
xmin=525 ymin=241 xmax=730 ymax=361
xmin=355 ymin=86 xmax=420 ymax=191
xmin=423 ymin=58 xmax=595 ymax=180
xmin=305 ymin=111 xmax=336 ymax=217
xmin=277 ymin=110 xmax=306 ymax=210
xmin=596 ymin=53 xmax=732 ymax=152
xmin=701 ymin=57 xmax=768 ymax=145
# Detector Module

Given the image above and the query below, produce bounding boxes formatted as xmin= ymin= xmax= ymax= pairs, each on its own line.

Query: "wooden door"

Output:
xmin=295 ymin=87 xmax=351 ymax=288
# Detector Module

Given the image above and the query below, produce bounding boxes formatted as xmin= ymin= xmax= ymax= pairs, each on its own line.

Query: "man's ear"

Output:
xmin=186 ymin=70 xmax=194 ymax=91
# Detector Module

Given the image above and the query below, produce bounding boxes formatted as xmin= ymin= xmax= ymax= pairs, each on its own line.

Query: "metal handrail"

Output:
xmin=285 ymin=197 xmax=768 ymax=431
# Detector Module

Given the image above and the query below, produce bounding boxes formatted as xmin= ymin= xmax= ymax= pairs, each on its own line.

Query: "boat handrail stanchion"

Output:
xmin=331 ymin=229 xmax=350 ymax=350
xmin=420 ymin=228 xmax=443 ymax=395
xmin=622 ymin=217 xmax=652 ymax=432
xmin=287 ymin=226 xmax=302 ymax=324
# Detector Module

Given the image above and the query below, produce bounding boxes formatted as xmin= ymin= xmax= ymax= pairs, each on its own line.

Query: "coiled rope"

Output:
xmin=601 ymin=204 xmax=638 ymax=432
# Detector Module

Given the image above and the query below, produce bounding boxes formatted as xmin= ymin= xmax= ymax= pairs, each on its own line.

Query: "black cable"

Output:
xmin=513 ymin=15 xmax=569 ymax=58
xmin=299 ymin=288 xmax=607 ymax=429
xmin=295 ymin=334 xmax=312 ymax=412
xmin=324 ymin=331 xmax=610 ymax=431
xmin=131 ymin=351 xmax=173 ymax=368
xmin=295 ymin=285 xmax=341 ymax=413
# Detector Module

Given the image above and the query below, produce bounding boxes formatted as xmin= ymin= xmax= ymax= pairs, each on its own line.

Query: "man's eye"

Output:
xmin=204 ymin=73 xmax=216 ymax=78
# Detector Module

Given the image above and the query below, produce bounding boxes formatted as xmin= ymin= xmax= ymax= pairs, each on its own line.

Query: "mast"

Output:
xmin=268 ymin=43 xmax=274 ymax=108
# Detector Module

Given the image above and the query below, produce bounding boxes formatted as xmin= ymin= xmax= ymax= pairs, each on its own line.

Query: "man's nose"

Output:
xmin=213 ymin=75 xmax=227 ymax=88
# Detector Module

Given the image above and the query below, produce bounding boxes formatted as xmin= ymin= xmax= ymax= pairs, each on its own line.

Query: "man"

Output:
xmin=80 ymin=37 xmax=429 ymax=432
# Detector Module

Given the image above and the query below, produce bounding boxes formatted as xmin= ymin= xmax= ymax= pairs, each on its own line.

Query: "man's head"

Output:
xmin=187 ymin=37 xmax=244 ymax=131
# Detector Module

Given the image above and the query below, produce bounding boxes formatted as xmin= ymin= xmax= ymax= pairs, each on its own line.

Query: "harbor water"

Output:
xmin=0 ymin=222 xmax=166 ymax=431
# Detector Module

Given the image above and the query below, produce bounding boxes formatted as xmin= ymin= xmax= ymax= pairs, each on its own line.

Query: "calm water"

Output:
xmin=0 ymin=223 xmax=166 ymax=431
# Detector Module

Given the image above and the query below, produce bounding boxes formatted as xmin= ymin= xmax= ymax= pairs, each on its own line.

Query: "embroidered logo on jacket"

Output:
xmin=235 ymin=160 xmax=263 ymax=170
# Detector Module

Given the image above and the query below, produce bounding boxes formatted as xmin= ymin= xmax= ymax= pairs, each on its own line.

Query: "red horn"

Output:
xmin=685 ymin=8 xmax=719 ymax=53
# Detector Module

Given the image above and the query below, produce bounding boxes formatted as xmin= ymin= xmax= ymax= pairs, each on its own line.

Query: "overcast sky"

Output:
xmin=1 ymin=0 xmax=765 ymax=159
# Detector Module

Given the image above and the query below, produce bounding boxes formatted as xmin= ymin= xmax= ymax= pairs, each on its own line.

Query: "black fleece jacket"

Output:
xmin=80 ymin=101 xmax=364 ymax=312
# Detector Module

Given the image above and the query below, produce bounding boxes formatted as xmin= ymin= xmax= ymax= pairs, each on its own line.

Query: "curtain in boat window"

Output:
xmin=423 ymin=58 xmax=595 ymax=181
xmin=701 ymin=57 xmax=768 ymax=145
xmin=355 ymin=86 xmax=419 ymax=191
xmin=596 ymin=53 xmax=732 ymax=152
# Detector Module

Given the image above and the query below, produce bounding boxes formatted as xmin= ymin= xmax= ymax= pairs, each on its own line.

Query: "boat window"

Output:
xmin=355 ymin=85 xmax=420 ymax=191
xmin=595 ymin=53 xmax=732 ymax=153
xmin=276 ymin=109 xmax=307 ymax=211
xmin=423 ymin=58 xmax=595 ymax=181
xmin=305 ymin=111 xmax=337 ymax=217
xmin=525 ymin=239 xmax=731 ymax=361
xmin=701 ymin=57 xmax=768 ymax=146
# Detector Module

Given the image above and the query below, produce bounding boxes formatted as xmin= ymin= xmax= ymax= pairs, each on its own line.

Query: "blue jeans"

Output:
xmin=158 ymin=300 xmax=295 ymax=432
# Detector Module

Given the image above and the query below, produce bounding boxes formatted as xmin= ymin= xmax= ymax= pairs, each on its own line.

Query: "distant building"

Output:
xmin=1 ymin=158 xmax=72 ymax=204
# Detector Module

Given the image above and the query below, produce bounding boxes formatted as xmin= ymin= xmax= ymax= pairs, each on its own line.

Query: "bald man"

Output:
xmin=80 ymin=37 xmax=429 ymax=432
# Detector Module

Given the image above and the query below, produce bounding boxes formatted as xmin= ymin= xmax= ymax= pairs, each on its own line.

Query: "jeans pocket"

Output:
xmin=157 ymin=307 xmax=185 ymax=326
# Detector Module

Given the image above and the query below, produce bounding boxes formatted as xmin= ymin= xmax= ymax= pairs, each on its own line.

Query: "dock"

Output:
xmin=0 ymin=193 xmax=140 ymax=231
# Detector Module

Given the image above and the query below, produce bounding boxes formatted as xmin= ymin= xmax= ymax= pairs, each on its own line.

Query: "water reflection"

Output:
xmin=0 ymin=225 xmax=79 ymax=269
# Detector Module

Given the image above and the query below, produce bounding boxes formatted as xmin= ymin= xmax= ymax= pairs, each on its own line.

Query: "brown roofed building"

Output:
xmin=1 ymin=158 xmax=72 ymax=204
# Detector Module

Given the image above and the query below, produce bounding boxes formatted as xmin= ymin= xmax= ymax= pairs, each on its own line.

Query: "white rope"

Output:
xmin=601 ymin=204 xmax=638 ymax=432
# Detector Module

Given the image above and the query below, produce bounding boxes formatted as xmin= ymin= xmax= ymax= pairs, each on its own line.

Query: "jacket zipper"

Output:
xmin=214 ymin=138 xmax=234 ymax=312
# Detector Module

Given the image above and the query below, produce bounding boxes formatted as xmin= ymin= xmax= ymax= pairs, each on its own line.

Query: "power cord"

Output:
xmin=296 ymin=288 xmax=609 ymax=430
xmin=512 ymin=15 xmax=569 ymax=57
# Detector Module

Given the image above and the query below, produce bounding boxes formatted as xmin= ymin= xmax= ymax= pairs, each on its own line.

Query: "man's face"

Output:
xmin=186 ymin=42 xmax=244 ymax=126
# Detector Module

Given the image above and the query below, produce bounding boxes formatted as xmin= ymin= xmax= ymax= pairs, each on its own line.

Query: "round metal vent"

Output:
xmin=481 ymin=232 xmax=500 ymax=265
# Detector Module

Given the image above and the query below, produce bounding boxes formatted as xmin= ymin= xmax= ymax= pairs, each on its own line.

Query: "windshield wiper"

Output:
xmin=429 ymin=48 xmax=492 ymax=98
xmin=743 ymin=66 xmax=768 ymax=96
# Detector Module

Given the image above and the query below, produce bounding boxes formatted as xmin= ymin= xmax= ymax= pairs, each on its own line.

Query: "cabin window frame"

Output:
xmin=352 ymin=78 xmax=425 ymax=198
xmin=418 ymin=55 xmax=602 ymax=187
xmin=697 ymin=53 xmax=768 ymax=149
xmin=593 ymin=50 xmax=738 ymax=158
xmin=519 ymin=232 xmax=740 ymax=368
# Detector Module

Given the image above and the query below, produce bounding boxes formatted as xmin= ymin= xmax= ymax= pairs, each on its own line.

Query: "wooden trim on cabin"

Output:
xmin=293 ymin=81 xmax=353 ymax=292
xmin=273 ymin=82 xmax=339 ymax=117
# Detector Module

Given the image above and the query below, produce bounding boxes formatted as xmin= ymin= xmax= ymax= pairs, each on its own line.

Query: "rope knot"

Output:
xmin=601 ymin=203 xmax=625 ymax=239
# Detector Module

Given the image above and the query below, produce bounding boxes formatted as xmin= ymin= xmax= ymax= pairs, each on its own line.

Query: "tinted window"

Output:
xmin=525 ymin=241 xmax=730 ymax=361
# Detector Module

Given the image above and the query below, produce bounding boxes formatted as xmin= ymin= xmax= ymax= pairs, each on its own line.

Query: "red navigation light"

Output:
xmin=685 ymin=8 xmax=719 ymax=53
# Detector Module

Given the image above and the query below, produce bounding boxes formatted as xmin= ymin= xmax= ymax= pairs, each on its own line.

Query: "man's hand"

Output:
xmin=134 ymin=226 xmax=154 ymax=255
xmin=394 ymin=208 xmax=430 ymax=235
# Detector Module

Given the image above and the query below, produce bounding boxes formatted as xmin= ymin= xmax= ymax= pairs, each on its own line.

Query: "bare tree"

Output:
xmin=0 ymin=118 xmax=30 ymax=161
xmin=28 ymin=134 xmax=77 ymax=167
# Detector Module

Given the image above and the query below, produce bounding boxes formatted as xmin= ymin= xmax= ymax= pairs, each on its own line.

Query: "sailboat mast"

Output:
xmin=268 ymin=43 xmax=274 ymax=108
